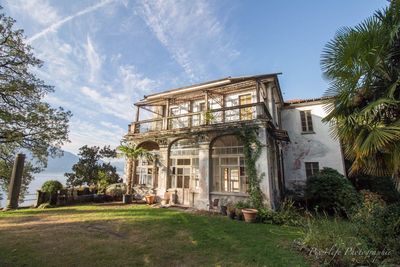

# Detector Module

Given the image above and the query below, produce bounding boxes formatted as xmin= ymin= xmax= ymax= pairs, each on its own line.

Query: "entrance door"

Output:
xmin=176 ymin=167 xmax=191 ymax=205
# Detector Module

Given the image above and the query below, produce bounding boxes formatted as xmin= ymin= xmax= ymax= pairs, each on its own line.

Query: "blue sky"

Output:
xmin=3 ymin=0 xmax=387 ymax=154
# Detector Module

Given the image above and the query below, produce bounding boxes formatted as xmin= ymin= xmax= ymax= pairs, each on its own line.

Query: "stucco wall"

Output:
xmin=281 ymin=103 xmax=345 ymax=190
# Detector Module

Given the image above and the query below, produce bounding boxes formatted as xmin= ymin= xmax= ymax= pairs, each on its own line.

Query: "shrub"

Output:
xmin=352 ymin=191 xmax=400 ymax=263
xmin=259 ymin=198 xmax=305 ymax=227
xmin=299 ymin=215 xmax=374 ymax=266
xmin=105 ymin=183 xmax=126 ymax=199
xmin=305 ymin=167 xmax=360 ymax=216
xmin=41 ymin=180 xmax=63 ymax=193
xmin=350 ymin=175 xmax=400 ymax=204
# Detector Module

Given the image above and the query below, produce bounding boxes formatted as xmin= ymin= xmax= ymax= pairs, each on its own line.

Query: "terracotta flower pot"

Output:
xmin=242 ymin=209 xmax=258 ymax=223
xmin=145 ymin=195 xmax=155 ymax=205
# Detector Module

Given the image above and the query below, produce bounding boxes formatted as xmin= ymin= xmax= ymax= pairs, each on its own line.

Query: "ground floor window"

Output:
xmin=136 ymin=157 xmax=154 ymax=186
xmin=211 ymin=135 xmax=247 ymax=193
xmin=305 ymin=162 xmax=319 ymax=178
xmin=168 ymin=139 xmax=199 ymax=190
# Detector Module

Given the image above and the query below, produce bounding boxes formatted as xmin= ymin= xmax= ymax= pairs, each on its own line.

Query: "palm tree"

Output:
xmin=321 ymin=1 xmax=400 ymax=186
xmin=117 ymin=143 xmax=149 ymax=202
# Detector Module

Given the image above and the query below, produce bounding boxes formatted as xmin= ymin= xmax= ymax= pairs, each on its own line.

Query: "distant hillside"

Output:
xmin=45 ymin=151 xmax=79 ymax=173
xmin=44 ymin=151 xmax=124 ymax=174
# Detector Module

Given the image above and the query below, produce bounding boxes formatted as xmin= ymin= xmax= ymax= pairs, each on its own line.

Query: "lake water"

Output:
xmin=0 ymin=172 xmax=66 ymax=208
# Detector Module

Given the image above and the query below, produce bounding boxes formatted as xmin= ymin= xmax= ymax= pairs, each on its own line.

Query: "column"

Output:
xmin=255 ymin=128 xmax=274 ymax=209
xmin=197 ymin=142 xmax=210 ymax=210
xmin=156 ymin=145 xmax=169 ymax=199
xmin=6 ymin=154 xmax=25 ymax=209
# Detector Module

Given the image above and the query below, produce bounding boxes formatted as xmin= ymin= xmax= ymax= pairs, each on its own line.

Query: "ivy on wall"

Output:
xmin=238 ymin=126 xmax=264 ymax=210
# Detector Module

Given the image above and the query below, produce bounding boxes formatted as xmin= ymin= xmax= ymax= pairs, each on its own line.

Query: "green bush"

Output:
xmin=258 ymin=199 xmax=305 ymax=227
xmin=299 ymin=215 xmax=374 ymax=266
xmin=299 ymin=191 xmax=400 ymax=266
xmin=352 ymin=190 xmax=400 ymax=264
xmin=350 ymin=175 xmax=400 ymax=204
xmin=41 ymin=180 xmax=63 ymax=193
xmin=305 ymin=167 xmax=360 ymax=216
xmin=105 ymin=183 xmax=126 ymax=198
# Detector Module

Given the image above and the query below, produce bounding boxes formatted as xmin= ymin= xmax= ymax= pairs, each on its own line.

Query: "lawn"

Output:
xmin=0 ymin=204 xmax=309 ymax=267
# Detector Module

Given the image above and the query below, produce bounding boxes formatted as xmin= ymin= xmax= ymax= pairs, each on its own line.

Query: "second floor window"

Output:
xmin=300 ymin=110 xmax=314 ymax=132
xmin=239 ymin=94 xmax=253 ymax=120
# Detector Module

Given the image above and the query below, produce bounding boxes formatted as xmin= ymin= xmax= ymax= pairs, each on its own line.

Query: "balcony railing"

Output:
xmin=129 ymin=103 xmax=270 ymax=134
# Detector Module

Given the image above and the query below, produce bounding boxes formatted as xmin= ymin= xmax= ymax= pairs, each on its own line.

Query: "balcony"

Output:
xmin=129 ymin=102 xmax=272 ymax=135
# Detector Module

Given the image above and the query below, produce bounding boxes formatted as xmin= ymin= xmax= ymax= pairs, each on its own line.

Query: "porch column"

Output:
xmin=204 ymin=91 xmax=209 ymax=125
xmin=156 ymin=144 xmax=169 ymax=199
xmin=256 ymin=81 xmax=263 ymax=119
xmin=197 ymin=141 xmax=210 ymax=210
xmin=163 ymin=99 xmax=170 ymax=130
xmin=255 ymin=127 xmax=275 ymax=209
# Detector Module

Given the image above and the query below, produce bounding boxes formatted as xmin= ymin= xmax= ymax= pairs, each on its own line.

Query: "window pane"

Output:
xmin=306 ymin=111 xmax=313 ymax=131
xmin=223 ymin=168 xmax=229 ymax=192
xmin=300 ymin=111 xmax=307 ymax=132
xmin=177 ymin=176 xmax=183 ymax=188
xmin=184 ymin=176 xmax=190 ymax=188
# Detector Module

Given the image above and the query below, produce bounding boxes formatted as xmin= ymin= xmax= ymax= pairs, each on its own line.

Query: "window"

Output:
xmin=239 ymin=94 xmax=253 ymax=120
xmin=168 ymin=139 xmax=199 ymax=190
xmin=211 ymin=135 xmax=247 ymax=193
xmin=300 ymin=110 xmax=314 ymax=132
xmin=305 ymin=162 xmax=319 ymax=178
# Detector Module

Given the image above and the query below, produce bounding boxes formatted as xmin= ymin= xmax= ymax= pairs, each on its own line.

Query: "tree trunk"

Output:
xmin=126 ymin=158 xmax=133 ymax=195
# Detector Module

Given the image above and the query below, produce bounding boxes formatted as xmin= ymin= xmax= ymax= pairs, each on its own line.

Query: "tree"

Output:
xmin=117 ymin=143 xmax=149 ymax=196
xmin=65 ymin=145 xmax=121 ymax=189
xmin=321 ymin=1 xmax=400 ymax=183
xmin=0 ymin=8 xmax=71 ymax=196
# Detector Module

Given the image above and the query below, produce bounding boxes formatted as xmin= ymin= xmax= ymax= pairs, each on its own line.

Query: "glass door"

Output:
xmin=176 ymin=167 xmax=191 ymax=205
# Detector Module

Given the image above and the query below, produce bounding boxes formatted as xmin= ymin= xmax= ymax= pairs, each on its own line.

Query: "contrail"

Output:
xmin=27 ymin=0 xmax=114 ymax=43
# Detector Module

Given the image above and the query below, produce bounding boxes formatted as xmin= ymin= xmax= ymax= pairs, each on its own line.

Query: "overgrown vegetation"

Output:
xmin=238 ymin=126 xmax=264 ymax=209
xmin=305 ymin=167 xmax=360 ymax=216
xmin=259 ymin=199 xmax=305 ymax=227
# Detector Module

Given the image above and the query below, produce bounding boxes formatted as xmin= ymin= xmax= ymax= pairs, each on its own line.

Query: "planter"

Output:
xmin=122 ymin=194 xmax=132 ymax=204
xmin=220 ymin=205 xmax=227 ymax=216
xmin=242 ymin=209 xmax=258 ymax=223
xmin=145 ymin=195 xmax=155 ymax=205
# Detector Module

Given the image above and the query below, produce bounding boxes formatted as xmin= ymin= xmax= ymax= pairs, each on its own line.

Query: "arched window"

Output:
xmin=211 ymin=135 xmax=247 ymax=193
xmin=135 ymin=141 xmax=159 ymax=187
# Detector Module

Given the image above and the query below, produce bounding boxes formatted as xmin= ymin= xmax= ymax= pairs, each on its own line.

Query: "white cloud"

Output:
xmin=63 ymin=119 xmax=123 ymax=153
xmin=79 ymin=66 xmax=158 ymax=121
xmin=138 ymin=0 xmax=240 ymax=81
xmin=27 ymin=0 xmax=114 ymax=43
xmin=6 ymin=0 xmax=60 ymax=26
xmin=84 ymin=35 xmax=102 ymax=83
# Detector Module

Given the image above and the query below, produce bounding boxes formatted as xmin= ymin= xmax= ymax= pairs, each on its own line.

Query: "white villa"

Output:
xmin=123 ymin=73 xmax=345 ymax=210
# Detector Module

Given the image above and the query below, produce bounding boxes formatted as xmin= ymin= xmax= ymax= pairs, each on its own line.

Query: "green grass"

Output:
xmin=0 ymin=204 xmax=310 ymax=267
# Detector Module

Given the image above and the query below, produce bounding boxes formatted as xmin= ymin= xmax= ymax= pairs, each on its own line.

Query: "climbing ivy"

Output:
xmin=238 ymin=126 xmax=264 ymax=210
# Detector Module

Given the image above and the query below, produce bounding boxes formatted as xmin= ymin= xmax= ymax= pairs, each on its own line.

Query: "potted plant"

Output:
xmin=234 ymin=200 xmax=249 ymax=221
xmin=145 ymin=194 xmax=155 ymax=204
xmin=220 ymin=199 xmax=227 ymax=215
xmin=242 ymin=208 xmax=258 ymax=223
xmin=226 ymin=202 xmax=235 ymax=219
